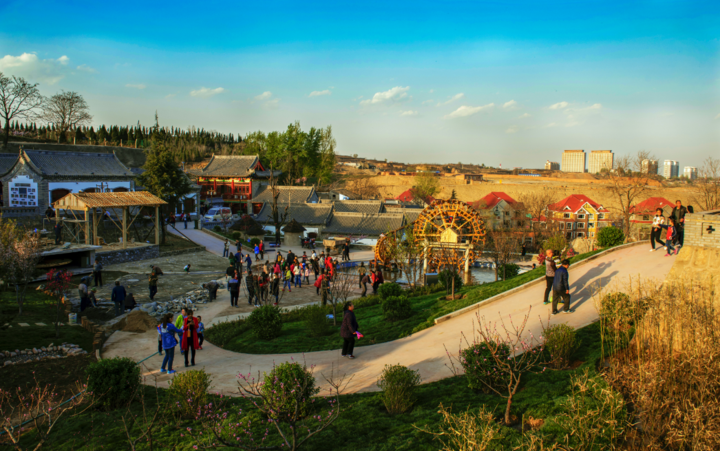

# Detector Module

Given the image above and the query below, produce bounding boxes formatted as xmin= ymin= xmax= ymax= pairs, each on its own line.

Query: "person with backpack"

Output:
xmin=551 ymin=259 xmax=573 ymax=315
xmin=159 ymin=313 xmax=181 ymax=374
xmin=181 ymin=309 xmax=200 ymax=367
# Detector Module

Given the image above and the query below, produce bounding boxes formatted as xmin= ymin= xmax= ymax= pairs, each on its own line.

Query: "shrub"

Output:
xmin=438 ymin=269 xmax=463 ymax=291
xmin=247 ymin=305 xmax=282 ymax=340
xmin=421 ymin=404 xmax=500 ymax=451
xmin=597 ymin=226 xmax=625 ymax=248
xmin=205 ymin=319 xmax=249 ymax=347
xmin=382 ymin=295 xmax=412 ymax=321
xmin=213 ymin=225 xmax=222 ymax=233
xmin=497 ymin=263 xmax=520 ymax=280
xmin=85 ymin=357 xmax=141 ymax=410
xmin=303 ymin=304 xmax=332 ymax=337
xmin=376 ymin=364 xmax=422 ymax=414
xmin=167 ymin=369 xmax=212 ymax=418
xmin=460 ymin=342 xmax=510 ymax=393
xmin=544 ymin=324 xmax=580 ymax=369
xmin=248 ymin=237 xmax=262 ymax=246
xmin=542 ymin=234 xmax=567 ymax=256
xmin=378 ymin=282 xmax=403 ymax=300
xmin=260 ymin=362 xmax=319 ymax=420
xmin=407 ymin=282 xmax=444 ymax=297
xmin=599 ymin=292 xmax=647 ymax=330
xmin=231 ymin=231 xmax=243 ymax=241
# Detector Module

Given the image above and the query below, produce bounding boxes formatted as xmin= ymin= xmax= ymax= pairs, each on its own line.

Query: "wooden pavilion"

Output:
xmin=53 ymin=192 xmax=167 ymax=248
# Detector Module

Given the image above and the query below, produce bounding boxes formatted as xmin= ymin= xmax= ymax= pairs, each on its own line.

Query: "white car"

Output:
xmin=204 ymin=207 xmax=236 ymax=223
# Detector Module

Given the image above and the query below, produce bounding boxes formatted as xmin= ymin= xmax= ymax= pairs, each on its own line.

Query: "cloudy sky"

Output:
xmin=1 ymin=1 xmax=718 ymax=169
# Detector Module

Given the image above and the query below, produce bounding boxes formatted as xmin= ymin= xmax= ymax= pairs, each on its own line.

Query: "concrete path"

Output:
xmin=103 ymin=243 xmax=675 ymax=395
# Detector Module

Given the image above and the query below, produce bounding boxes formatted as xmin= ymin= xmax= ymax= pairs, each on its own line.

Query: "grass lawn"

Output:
xmin=23 ymin=322 xmax=612 ymax=451
xmin=210 ymin=249 xmax=604 ymax=354
xmin=0 ymin=289 xmax=95 ymax=354
xmin=159 ymin=231 xmax=205 ymax=253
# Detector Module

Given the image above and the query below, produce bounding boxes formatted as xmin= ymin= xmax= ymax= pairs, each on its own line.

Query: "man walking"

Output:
xmin=542 ymin=250 xmax=556 ymax=305
xmin=551 ymin=259 xmax=572 ymax=314
xmin=671 ymin=200 xmax=687 ymax=247
xmin=111 ymin=280 xmax=127 ymax=317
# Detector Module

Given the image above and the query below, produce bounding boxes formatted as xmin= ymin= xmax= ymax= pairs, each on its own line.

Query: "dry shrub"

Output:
xmin=418 ymin=403 xmax=500 ymax=451
xmin=599 ymin=279 xmax=720 ymax=451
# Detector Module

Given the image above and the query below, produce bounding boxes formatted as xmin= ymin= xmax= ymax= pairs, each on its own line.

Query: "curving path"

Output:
xmin=102 ymin=243 xmax=675 ymax=395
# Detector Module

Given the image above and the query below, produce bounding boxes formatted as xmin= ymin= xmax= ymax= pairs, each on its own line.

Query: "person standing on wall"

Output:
xmin=671 ymin=200 xmax=687 ymax=247
xmin=340 ymin=301 xmax=360 ymax=359
xmin=650 ymin=208 xmax=666 ymax=251
xmin=181 ymin=309 xmax=199 ymax=367
xmin=542 ymin=249 xmax=556 ymax=306
xmin=551 ymin=259 xmax=573 ymax=314
xmin=93 ymin=257 xmax=103 ymax=287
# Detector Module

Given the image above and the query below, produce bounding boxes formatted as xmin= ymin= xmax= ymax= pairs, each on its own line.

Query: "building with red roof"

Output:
xmin=541 ymin=194 xmax=611 ymax=240
xmin=470 ymin=192 xmax=526 ymax=230
xmin=394 ymin=189 xmax=434 ymax=206
xmin=629 ymin=197 xmax=674 ymax=224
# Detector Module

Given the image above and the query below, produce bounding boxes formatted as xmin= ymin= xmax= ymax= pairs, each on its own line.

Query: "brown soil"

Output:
xmin=118 ymin=310 xmax=157 ymax=333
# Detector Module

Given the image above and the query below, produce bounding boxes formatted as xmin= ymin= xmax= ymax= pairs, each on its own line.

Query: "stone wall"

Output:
xmin=682 ymin=209 xmax=720 ymax=249
xmin=97 ymin=244 xmax=160 ymax=265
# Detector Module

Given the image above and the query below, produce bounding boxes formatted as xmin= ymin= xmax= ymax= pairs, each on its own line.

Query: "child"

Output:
xmin=184 ymin=264 xmax=191 ymax=273
xmin=159 ymin=313 xmax=181 ymax=374
xmin=660 ymin=218 xmax=678 ymax=256
xmin=197 ymin=316 xmax=205 ymax=350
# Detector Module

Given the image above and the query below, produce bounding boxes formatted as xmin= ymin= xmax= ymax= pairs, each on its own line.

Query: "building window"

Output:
xmin=588 ymin=214 xmax=594 ymax=220
xmin=588 ymin=222 xmax=595 ymax=229
xmin=577 ymin=232 xmax=585 ymax=238
xmin=642 ymin=215 xmax=650 ymax=221
xmin=598 ymin=213 xmax=605 ymax=219
xmin=559 ymin=222 xmax=565 ymax=230
xmin=577 ymin=223 xmax=585 ymax=229
xmin=578 ymin=214 xmax=585 ymax=219
xmin=563 ymin=213 xmax=571 ymax=219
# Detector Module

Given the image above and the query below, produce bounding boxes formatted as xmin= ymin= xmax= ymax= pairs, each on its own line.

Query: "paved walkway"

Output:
xmin=104 ymin=242 xmax=675 ymax=395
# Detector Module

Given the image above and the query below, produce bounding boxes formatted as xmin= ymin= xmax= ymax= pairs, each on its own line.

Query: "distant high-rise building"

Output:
xmin=545 ymin=160 xmax=560 ymax=171
xmin=562 ymin=150 xmax=586 ymax=173
xmin=588 ymin=150 xmax=613 ymax=174
xmin=683 ymin=166 xmax=697 ymax=180
xmin=663 ymin=160 xmax=679 ymax=179
xmin=641 ymin=159 xmax=658 ymax=175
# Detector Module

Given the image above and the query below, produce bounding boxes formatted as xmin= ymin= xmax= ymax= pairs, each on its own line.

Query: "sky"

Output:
xmin=1 ymin=1 xmax=718 ymax=169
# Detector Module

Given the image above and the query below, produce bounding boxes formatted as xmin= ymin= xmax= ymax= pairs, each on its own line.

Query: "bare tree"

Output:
xmin=517 ymin=189 xmax=559 ymax=247
xmin=381 ymin=227 xmax=425 ymax=288
xmin=0 ymin=219 xmax=41 ymax=315
xmin=328 ymin=271 xmax=355 ymax=326
xmin=692 ymin=157 xmax=720 ymax=211
xmin=40 ymin=91 xmax=92 ymax=143
xmin=483 ymin=227 xmax=521 ymax=281
xmin=604 ymin=151 xmax=655 ymax=240
xmin=265 ymin=164 xmax=289 ymax=245
xmin=0 ymin=72 xmax=44 ymax=148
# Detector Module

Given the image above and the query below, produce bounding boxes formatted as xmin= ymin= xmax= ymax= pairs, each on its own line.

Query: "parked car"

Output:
xmin=204 ymin=207 xmax=237 ymax=223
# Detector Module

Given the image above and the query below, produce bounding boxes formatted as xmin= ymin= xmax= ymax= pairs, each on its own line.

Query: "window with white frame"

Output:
xmin=588 ymin=214 xmax=594 ymax=220
xmin=563 ymin=213 xmax=571 ymax=219
xmin=598 ymin=213 xmax=605 ymax=219
xmin=578 ymin=214 xmax=585 ymax=219
xmin=577 ymin=223 xmax=585 ymax=229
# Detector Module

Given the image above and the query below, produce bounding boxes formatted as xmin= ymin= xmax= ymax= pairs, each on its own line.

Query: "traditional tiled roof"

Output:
xmin=400 ymin=209 xmax=422 ymax=224
xmin=23 ymin=150 xmax=133 ymax=177
xmin=323 ymin=200 xmax=384 ymax=214
xmin=547 ymin=194 xmax=609 ymax=214
xmin=629 ymin=197 xmax=674 ymax=215
xmin=53 ymin=191 xmax=166 ymax=209
xmin=189 ymin=155 xmax=259 ymax=177
xmin=0 ymin=153 xmax=18 ymax=176
xmin=255 ymin=202 xmax=332 ymax=226
xmin=471 ymin=192 xmax=517 ymax=209
xmin=252 ymin=185 xmax=316 ymax=204
xmin=322 ymin=212 xmax=405 ymax=236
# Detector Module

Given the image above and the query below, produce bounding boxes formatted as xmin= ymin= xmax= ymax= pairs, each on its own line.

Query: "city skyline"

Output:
xmin=1 ymin=1 xmax=718 ymax=169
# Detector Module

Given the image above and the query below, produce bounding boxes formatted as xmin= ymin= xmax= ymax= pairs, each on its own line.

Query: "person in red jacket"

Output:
xmin=181 ymin=309 xmax=200 ymax=367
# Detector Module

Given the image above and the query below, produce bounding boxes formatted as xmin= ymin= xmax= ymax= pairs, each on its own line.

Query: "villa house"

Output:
xmin=543 ymin=194 xmax=611 ymax=240
xmin=629 ymin=197 xmax=674 ymax=239
xmin=470 ymin=192 xmax=525 ymax=229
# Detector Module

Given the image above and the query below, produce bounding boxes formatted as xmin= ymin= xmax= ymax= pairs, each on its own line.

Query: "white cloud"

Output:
xmin=518 ymin=113 xmax=531 ymax=119
xmin=548 ymin=101 xmax=569 ymax=110
xmin=165 ymin=94 xmax=176 ymax=100
xmin=503 ymin=100 xmax=518 ymax=110
xmin=422 ymin=99 xmax=434 ymax=105
xmin=360 ymin=86 xmax=410 ymax=105
xmin=437 ymin=93 xmax=464 ymax=106
xmin=190 ymin=87 xmax=225 ymax=98
xmin=400 ymin=110 xmax=418 ymax=117
xmin=125 ymin=83 xmax=146 ymax=89
xmin=76 ymin=64 xmax=96 ymax=73
xmin=264 ymin=98 xmax=280 ymax=110
xmin=505 ymin=125 xmax=519 ymax=134
xmin=444 ymin=103 xmax=495 ymax=119
xmin=309 ymin=89 xmax=331 ymax=97
xmin=254 ymin=91 xmax=273 ymax=100
xmin=715 ymin=113 xmax=720 ymax=120
xmin=0 ymin=52 xmax=71 ymax=84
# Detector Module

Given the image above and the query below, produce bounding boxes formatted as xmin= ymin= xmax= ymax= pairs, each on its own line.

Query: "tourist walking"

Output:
xmin=372 ymin=269 xmax=384 ymax=294
xmin=254 ymin=243 xmax=260 ymax=261
xmin=283 ymin=267 xmax=293 ymax=292
xmin=175 ymin=308 xmax=187 ymax=354
xmin=551 ymin=259 xmax=572 ymax=314
xmin=245 ymin=253 xmax=252 ymax=271
xmin=361 ymin=272 xmax=370 ymax=297
xmin=228 ymin=274 xmax=240 ymax=307
xmin=182 ymin=309 xmax=200 ymax=367
xmin=93 ymin=257 xmax=103 ymax=287
xmin=542 ymin=250 xmax=556 ymax=305
xmin=236 ymin=239 xmax=242 ymax=253
xmin=183 ymin=213 xmax=189 ymax=229
xmin=149 ymin=270 xmax=159 ymax=300
xmin=303 ymin=263 xmax=310 ymax=284
xmin=223 ymin=239 xmax=230 ymax=258
xmin=159 ymin=313 xmax=181 ymax=374
xmin=659 ymin=218 xmax=678 ymax=256
xmin=293 ymin=263 xmax=302 ymax=288
xmin=358 ymin=262 xmax=366 ymax=288
xmin=258 ymin=240 xmax=265 ymax=260
xmin=111 ymin=280 xmax=127 ymax=317
xmin=650 ymin=208 xmax=666 ymax=251
xmin=340 ymin=301 xmax=360 ymax=359
xmin=671 ymin=200 xmax=687 ymax=247
xmin=246 ymin=270 xmax=256 ymax=305
xmin=321 ymin=273 xmax=330 ymax=306
xmin=197 ymin=316 xmax=205 ymax=349
xmin=342 ymin=241 xmax=350 ymax=262
xmin=272 ymin=274 xmax=280 ymax=305
xmin=234 ymin=250 xmax=242 ymax=274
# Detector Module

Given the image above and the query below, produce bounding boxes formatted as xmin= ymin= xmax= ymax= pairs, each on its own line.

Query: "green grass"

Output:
xmin=209 ymin=249 xmax=605 ymax=355
xmin=20 ymin=322 xmax=610 ymax=451
xmin=0 ymin=289 xmax=95 ymax=353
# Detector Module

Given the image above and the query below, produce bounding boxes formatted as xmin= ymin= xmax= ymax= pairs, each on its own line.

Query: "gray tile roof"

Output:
xmin=23 ymin=150 xmax=133 ymax=177
xmin=322 ymin=212 xmax=405 ymax=236
xmin=188 ymin=155 xmax=259 ymax=177
xmin=401 ymin=209 xmax=422 ymax=224
xmin=0 ymin=153 xmax=18 ymax=176
xmin=256 ymin=202 xmax=333 ymax=226
xmin=252 ymin=185 xmax=316 ymax=204
xmin=323 ymin=200 xmax=384 ymax=214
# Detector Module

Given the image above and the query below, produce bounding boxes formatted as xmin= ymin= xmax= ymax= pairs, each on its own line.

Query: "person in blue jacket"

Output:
xmin=158 ymin=313 xmax=182 ymax=374
xmin=551 ymin=259 xmax=573 ymax=314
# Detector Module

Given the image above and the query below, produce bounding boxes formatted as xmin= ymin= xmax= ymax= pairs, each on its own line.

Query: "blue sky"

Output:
xmin=1 ymin=1 xmax=718 ymax=169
